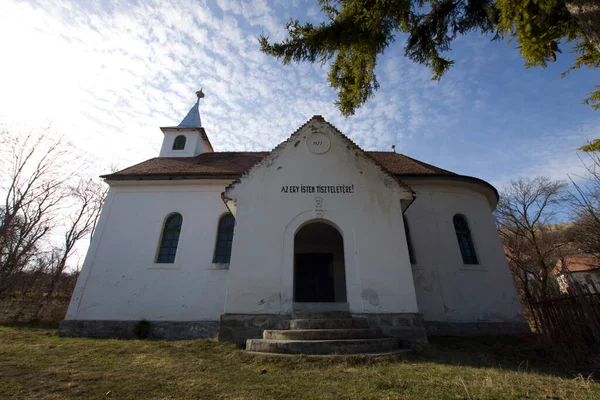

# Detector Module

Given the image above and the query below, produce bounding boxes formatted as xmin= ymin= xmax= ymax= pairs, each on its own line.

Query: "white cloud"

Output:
xmin=0 ymin=0 xmax=598 ymax=186
xmin=3 ymin=0 xmax=599 ymax=268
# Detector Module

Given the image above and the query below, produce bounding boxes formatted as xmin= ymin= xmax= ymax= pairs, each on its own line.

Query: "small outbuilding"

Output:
xmin=555 ymin=255 xmax=600 ymax=294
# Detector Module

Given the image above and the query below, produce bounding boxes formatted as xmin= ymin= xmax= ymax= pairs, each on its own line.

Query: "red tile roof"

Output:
xmin=102 ymin=151 xmax=457 ymax=179
xmin=555 ymin=255 xmax=600 ymax=274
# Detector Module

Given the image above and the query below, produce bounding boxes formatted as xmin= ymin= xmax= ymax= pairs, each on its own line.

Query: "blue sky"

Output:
xmin=0 ymin=0 xmax=598 ymax=190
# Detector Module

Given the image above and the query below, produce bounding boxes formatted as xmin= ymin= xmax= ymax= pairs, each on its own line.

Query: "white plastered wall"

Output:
xmin=223 ymin=119 xmax=418 ymax=315
xmin=159 ymin=128 xmax=211 ymax=157
xmin=65 ymin=119 xmax=524 ymax=325
xmin=65 ymin=180 xmax=232 ymax=321
xmin=403 ymin=178 xmax=525 ymax=323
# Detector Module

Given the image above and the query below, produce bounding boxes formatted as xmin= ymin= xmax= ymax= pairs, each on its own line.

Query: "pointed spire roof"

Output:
xmin=177 ymin=89 xmax=204 ymax=128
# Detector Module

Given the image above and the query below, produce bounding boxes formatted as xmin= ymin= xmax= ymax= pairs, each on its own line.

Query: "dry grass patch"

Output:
xmin=0 ymin=326 xmax=599 ymax=399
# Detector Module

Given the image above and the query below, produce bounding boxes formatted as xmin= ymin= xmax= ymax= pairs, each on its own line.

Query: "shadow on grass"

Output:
xmin=233 ymin=335 xmax=600 ymax=379
xmin=410 ymin=335 xmax=599 ymax=378
xmin=3 ymin=324 xmax=598 ymax=380
xmin=0 ymin=321 xmax=60 ymax=330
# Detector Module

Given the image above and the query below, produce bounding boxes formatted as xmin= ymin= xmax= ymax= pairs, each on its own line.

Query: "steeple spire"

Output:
xmin=177 ymin=89 xmax=204 ymax=128
xmin=159 ymin=89 xmax=213 ymax=157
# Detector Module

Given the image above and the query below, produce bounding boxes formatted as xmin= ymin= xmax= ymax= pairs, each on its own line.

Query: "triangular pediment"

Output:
xmin=222 ymin=116 xmax=414 ymax=216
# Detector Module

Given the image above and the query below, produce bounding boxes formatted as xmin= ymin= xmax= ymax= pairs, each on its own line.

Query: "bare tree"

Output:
xmin=498 ymin=163 xmax=600 ymax=361
xmin=569 ymin=147 xmax=600 ymax=254
xmin=496 ymin=177 xmax=570 ymax=302
xmin=46 ymin=180 xmax=106 ymax=293
xmin=29 ymin=178 xmax=107 ymax=320
xmin=0 ymin=129 xmax=75 ymax=297
xmin=0 ymin=127 xmax=108 ymax=323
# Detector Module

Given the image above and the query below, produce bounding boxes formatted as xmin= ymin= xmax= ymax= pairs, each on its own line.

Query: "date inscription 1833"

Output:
xmin=281 ymin=184 xmax=354 ymax=194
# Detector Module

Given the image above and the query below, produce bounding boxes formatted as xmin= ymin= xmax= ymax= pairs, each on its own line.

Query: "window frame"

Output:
xmin=453 ymin=214 xmax=479 ymax=265
xmin=172 ymin=135 xmax=186 ymax=150
xmin=212 ymin=213 xmax=235 ymax=264
xmin=155 ymin=213 xmax=183 ymax=264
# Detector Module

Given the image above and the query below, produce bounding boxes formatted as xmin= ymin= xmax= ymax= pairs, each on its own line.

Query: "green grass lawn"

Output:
xmin=0 ymin=325 xmax=598 ymax=399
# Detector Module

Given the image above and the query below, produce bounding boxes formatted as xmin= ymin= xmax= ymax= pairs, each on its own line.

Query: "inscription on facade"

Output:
xmin=315 ymin=197 xmax=324 ymax=218
xmin=306 ymin=133 xmax=331 ymax=154
xmin=280 ymin=184 xmax=354 ymax=194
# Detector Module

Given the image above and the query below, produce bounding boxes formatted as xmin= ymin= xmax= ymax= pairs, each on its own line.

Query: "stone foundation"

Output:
xmin=58 ymin=320 xmax=220 ymax=340
xmin=218 ymin=312 xmax=429 ymax=346
xmin=425 ymin=321 xmax=531 ymax=336
xmin=58 ymin=317 xmax=531 ymax=341
xmin=218 ymin=314 xmax=291 ymax=345
xmin=352 ymin=313 xmax=428 ymax=345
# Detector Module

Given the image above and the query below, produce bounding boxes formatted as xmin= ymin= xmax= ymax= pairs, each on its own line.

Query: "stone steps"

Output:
xmin=290 ymin=318 xmax=368 ymax=330
xmin=264 ymin=328 xmax=383 ymax=340
xmin=246 ymin=337 xmax=399 ymax=355
xmin=244 ymin=309 xmax=409 ymax=355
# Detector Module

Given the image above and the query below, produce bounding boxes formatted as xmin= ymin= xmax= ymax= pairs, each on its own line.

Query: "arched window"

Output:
xmin=157 ymin=213 xmax=183 ymax=263
xmin=453 ymin=215 xmax=478 ymax=264
xmin=172 ymin=135 xmax=186 ymax=150
xmin=403 ymin=216 xmax=416 ymax=264
xmin=213 ymin=213 xmax=235 ymax=263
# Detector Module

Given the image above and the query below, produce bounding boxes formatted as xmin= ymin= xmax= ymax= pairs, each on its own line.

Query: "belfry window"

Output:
xmin=453 ymin=214 xmax=478 ymax=264
xmin=213 ymin=213 xmax=235 ymax=263
xmin=403 ymin=216 xmax=416 ymax=264
xmin=157 ymin=213 xmax=183 ymax=263
xmin=173 ymin=135 xmax=186 ymax=150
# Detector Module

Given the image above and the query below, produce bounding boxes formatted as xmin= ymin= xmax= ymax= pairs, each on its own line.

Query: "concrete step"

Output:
xmin=246 ymin=338 xmax=400 ymax=355
xmin=291 ymin=310 xmax=352 ymax=320
xmin=263 ymin=328 xmax=383 ymax=341
xmin=245 ymin=349 xmax=413 ymax=358
xmin=290 ymin=318 xmax=369 ymax=330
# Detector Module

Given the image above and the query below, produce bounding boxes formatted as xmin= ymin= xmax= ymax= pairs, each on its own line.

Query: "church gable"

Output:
xmin=222 ymin=116 xmax=414 ymax=215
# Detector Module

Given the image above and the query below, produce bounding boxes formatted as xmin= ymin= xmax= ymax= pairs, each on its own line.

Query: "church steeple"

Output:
xmin=159 ymin=89 xmax=213 ymax=158
xmin=177 ymin=89 xmax=204 ymax=128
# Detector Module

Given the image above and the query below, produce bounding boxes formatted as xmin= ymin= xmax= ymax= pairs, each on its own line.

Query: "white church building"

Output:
xmin=60 ymin=91 xmax=528 ymax=352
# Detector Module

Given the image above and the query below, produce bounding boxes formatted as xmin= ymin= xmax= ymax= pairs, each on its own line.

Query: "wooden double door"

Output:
xmin=294 ymin=253 xmax=335 ymax=303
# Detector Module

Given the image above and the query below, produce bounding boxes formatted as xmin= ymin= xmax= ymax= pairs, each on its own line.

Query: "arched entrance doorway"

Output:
xmin=294 ymin=221 xmax=347 ymax=303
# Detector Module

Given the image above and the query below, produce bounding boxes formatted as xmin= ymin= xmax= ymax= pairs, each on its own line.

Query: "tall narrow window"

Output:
xmin=453 ymin=214 xmax=478 ymax=264
xmin=213 ymin=213 xmax=235 ymax=263
xmin=157 ymin=213 xmax=183 ymax=263
xmin=173 ymin=135 xmax=186 ymax=150
xmin=403 ymin=215 xmax=416 ymax=264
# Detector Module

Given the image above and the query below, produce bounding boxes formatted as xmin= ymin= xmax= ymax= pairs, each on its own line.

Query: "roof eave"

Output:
xmin=102 ymin=174 xmax=240 ymax=181
xmin=101 ymin=173 xmax=499 ymax=205
xmin=398 ymin=174 xmax=500 ymax=209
